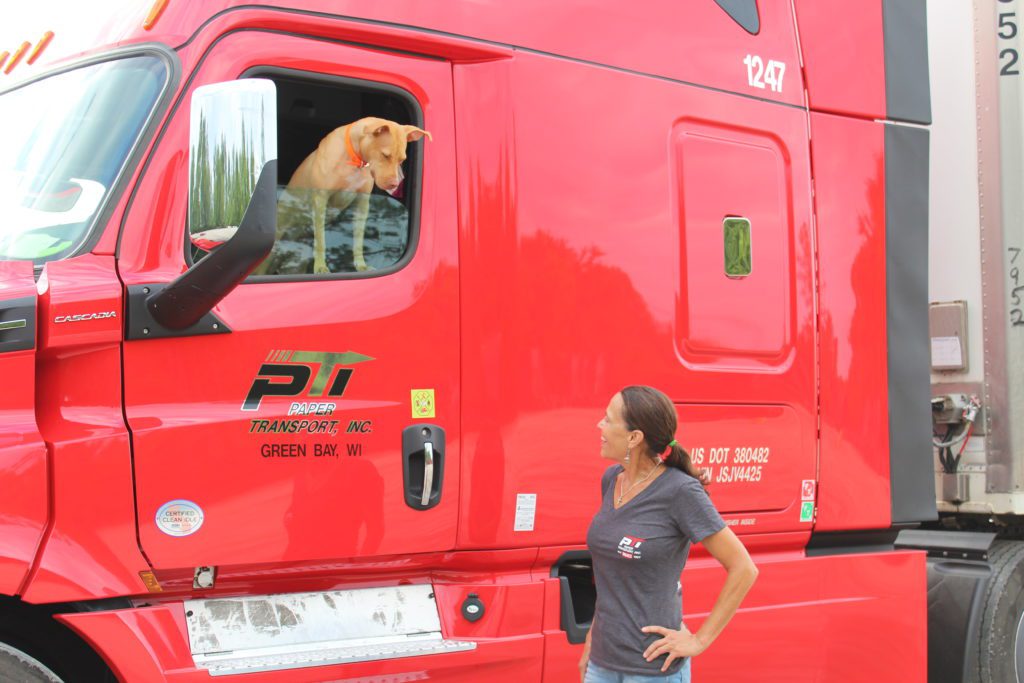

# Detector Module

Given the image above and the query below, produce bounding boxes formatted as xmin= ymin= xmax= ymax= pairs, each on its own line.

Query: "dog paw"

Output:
xmin=354 ymin=259 xmax=371 ymax=272
xmin=313 ymin=262 xmax=331 ymax=275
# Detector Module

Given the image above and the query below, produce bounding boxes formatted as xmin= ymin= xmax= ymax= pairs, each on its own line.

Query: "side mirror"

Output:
xmin=146 ymin=79 xmax=277 ymax=331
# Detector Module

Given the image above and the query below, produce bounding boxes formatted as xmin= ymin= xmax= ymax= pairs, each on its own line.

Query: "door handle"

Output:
xmin=0 ymin=297 xmax=35 ymax=353
xmin=402 ymin=424 xmax=445 ymax=510
xmin=422 ymin=441 xmax=434 ymax=507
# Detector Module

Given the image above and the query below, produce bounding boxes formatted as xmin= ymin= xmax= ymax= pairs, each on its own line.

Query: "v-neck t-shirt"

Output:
xmin=585 ymin=464 xmax=726 ymax=677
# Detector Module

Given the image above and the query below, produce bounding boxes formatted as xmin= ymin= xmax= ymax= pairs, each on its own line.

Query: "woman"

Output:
xmin=580 ymin=386 xmax=758 ymax=682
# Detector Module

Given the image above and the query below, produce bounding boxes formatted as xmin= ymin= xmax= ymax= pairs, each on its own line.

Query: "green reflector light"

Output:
xmin=723 ymin=217 xmax=752 ymax=278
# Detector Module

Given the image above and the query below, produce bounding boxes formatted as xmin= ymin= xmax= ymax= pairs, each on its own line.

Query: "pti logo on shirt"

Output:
xmin=618 ymin=535 xmax=645 ymax=560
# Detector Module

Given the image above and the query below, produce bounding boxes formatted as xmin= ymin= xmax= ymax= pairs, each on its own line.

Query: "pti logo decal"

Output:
xmin=243 ymin=350 xmax=373 ymax=411
xmin=618 ymin=535 xmax=645 ymax=560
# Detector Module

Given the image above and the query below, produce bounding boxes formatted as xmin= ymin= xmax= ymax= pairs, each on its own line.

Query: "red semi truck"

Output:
xmin=0 ymin=0 xmax=1011 ymax=681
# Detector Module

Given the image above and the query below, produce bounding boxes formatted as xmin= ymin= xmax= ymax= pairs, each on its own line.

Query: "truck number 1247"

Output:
xmin=744 ymin=55 xmax=786 ymax=93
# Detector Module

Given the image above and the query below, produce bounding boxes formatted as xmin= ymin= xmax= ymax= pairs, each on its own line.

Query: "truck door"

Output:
xmin=117 ymin=31 xmax=459 ymax=569
xmin=669 ymin=107 xmax=817 ymax=535
xmin=0 ymin=262 xmax=47 ymax=593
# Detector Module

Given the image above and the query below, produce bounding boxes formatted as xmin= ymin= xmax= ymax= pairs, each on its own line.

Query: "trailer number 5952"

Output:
xmin=744 ymin=55 xmax=786 ymax=93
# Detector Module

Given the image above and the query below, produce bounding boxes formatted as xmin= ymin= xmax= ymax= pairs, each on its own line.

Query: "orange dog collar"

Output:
xmin=344 ymin=125 xmax=366 ymax=168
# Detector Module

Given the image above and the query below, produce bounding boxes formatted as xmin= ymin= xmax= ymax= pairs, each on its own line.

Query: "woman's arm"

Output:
xmin=689 ymin=527 xmax=758 ymax=648
xmin=641 ymin=527 xmax=757 ymax=671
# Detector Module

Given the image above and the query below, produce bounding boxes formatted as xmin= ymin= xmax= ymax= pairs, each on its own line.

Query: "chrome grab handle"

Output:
xmin=0 ymin=319 xmax=27 ymax=332
xmin=421 ymin=442 xmax=434 ymax=507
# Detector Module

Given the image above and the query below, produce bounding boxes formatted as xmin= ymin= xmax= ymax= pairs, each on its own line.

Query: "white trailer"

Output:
xmin=930 ymin=0 xmax=1024 ymax=517
xmin=923 ymin=2 xmax=1024 ymax=681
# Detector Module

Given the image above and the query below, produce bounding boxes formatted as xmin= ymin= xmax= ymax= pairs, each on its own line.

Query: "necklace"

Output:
xmin=616 ymin=462 xmax=662 ymax=506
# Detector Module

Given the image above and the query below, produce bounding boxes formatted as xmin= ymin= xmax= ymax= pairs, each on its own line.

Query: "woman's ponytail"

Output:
xmin=662 ymin=443 xmax=703 ymax=483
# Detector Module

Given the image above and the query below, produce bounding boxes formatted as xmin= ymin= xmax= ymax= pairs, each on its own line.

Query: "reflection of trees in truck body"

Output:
xmin=188 ymin=108 xmax=266 ymax=233
xmin=270 ymin=190 xmax=410 ymax=274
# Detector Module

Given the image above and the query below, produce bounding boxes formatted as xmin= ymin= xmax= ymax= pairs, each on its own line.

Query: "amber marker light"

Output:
xmin=4 ymin=41 xmax=30 ymax=75
xmin=143 ymin=0 xmax=170 ymax=30
xmin=26 ymin=31 xmax=54 ymax=65
xmin=0 ymin=52 xmax=9 ymax=73
xmin=138 ymin=570 xmax=163 ymax=592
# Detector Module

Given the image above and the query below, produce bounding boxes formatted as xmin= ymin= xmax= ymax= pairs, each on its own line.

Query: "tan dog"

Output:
xmin=286 ymin=117 xmax=431 ymax=274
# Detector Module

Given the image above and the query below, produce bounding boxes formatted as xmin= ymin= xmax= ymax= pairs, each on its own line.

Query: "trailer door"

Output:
xmin=118 ymin=31 xmax=459 ymax=570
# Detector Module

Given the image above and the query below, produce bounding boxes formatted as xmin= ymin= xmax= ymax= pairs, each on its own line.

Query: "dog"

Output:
xmin=286 ymin=117 xmax=431 ymax=274
xmin=191 ymin=117 xmax=430 ymax=275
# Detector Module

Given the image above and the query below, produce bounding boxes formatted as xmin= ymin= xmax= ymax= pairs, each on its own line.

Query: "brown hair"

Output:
xmin=620 ymin=385 xmax=702 ymax=482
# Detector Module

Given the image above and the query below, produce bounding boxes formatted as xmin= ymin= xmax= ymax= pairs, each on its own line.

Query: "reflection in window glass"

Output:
xmin=0 ymin=56 xmax=166 ymax=262
xmin=263 ymin=188 xmax=410 ymax=275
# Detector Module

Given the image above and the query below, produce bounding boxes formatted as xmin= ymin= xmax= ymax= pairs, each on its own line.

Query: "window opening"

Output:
xmin=190 ymin=71 xmax=425 ymax=279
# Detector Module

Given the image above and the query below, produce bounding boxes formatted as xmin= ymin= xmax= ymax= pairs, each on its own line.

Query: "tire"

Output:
xmin=976 ymin=540 xmax=1024 ymax=683
xmin=0 ymin=642 xmax=62 ymax=683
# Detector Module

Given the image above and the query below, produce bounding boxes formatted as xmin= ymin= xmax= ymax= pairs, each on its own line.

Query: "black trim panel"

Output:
xmin=806 ymin=529 xmax=901 ymax=557
xmin=125 ymin=283 xmax=231 ymax=340
xmin=895 ymin=528 xmax=997 ymax=683
xmin=551 ymin=551 xmax=594 ymax=645
xmin=883 ymin=0 xmax=932 ymax=125
xmin=885 ymin=123 xmax=936 ymax=524
xmin=923 ymin=558 xmax=989 ymax=683
xmin=713 ymin=0 xmax=760 ymax=35
xmin=896 ymin=529 xmax=997 ymax=560
xmin=0 ymin=296 xmax=36 ymax=353
xmin=47 ymin=597 xmax=135 ymax=614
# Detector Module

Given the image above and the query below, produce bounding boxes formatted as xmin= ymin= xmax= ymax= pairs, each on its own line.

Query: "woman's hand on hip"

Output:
xmin=641 ymin=623 xmax=707 ymax=672
xmin=578 ymin=642 xmax=590 ymax=681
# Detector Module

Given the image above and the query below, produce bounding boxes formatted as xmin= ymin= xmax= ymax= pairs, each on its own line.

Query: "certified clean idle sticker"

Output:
xmin=155 ymin=500 xmax=205 ymax=537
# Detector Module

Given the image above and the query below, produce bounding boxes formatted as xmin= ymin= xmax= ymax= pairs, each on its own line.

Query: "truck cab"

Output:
xmin=0 ymin=1 xmax=957 ymax=681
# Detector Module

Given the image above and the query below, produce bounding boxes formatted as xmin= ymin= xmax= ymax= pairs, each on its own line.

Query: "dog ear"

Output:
xmin=404 ymin=126 xmax=432 ymax=142
xmin=371 ymin=124 xmax=392 ymax=137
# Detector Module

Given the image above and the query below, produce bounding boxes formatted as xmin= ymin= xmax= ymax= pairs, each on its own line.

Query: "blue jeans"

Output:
xmin=583 ymin=660 xmax=691 ymax=683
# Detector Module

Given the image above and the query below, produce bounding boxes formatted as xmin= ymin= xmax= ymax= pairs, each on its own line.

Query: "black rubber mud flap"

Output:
xmin=896 ymin=531 xmax=1024 ymax=683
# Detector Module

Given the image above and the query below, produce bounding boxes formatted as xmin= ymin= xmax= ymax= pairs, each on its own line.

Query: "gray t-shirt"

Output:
xmin=586 ymin=464 xmax=726 ymax=677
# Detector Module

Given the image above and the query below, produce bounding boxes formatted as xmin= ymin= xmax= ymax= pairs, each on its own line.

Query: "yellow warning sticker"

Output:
xmin=411 ymin=389 xmax=435 ymax=419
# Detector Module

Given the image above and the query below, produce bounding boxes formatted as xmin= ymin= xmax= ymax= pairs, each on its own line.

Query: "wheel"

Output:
xmin=977 ymin=541 xmax=1024 ymax=683
xmin=0 ymin=642 xmax=62 ymax=683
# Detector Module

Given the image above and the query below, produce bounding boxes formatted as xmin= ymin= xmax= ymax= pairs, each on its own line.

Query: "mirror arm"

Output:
xmin=147 ymin=159 xmax=277 ymax=330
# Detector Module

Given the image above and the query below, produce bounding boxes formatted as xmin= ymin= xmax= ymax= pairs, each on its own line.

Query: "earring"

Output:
xmin=625 ymin=444 xmax=631 ymax=464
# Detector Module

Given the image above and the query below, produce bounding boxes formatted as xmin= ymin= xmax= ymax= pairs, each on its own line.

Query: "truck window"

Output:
xmin=189 ymin=71 xmax=422 ymax=278
xmin=0 ymin=55 xmax=167 ymax=263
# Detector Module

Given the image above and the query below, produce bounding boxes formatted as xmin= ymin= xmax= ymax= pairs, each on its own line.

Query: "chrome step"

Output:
xmin=198 ymin=633 xmax=475 ymax=676
xmin=184 ymin=584 xmax=475 ymax=676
